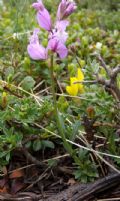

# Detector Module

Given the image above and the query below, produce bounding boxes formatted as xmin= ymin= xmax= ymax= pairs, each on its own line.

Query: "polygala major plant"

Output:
xmin=27 ymin=0 xmax=81 ymax=164
xmin=27 ymin=0 xmax=76 ymax=59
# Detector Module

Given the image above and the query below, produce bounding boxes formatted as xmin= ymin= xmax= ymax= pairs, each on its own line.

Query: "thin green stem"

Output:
xmin=49 ymin=55 xmax=80 ymax=165
xmin=49 ymin=55 xmax=58 ymax=116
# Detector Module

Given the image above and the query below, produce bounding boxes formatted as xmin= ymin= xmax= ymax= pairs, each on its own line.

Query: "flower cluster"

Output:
xmin=66 ymin=68 xmax=84 ymax=96
xmin=27 ymin=0 xmax=76 ymax=60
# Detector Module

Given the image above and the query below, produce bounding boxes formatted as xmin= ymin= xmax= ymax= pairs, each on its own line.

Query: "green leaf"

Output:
xmin=57 ymin=112 xmax=74 ymax=157
xmin=33 ymin=140 xmax=42 ymax=151
xmin=70 ymin=121 xmax=81 ymax=141
xmin=25 ymin=141 xmax=32 ymax=149
xmin=47 ymin=159 xmax=58 ymax=167
xmin=5 ymin=67 xmax=14 ymax=81
xmin=6 ymin=152 xmax=11 ymax=162
xmin=21 ymin=76 xmax=35 ymax=90
xmin=42 ymin=140 xmax=55 ymax=149
xmin=57 ymin=112 xmax=66 ymax=134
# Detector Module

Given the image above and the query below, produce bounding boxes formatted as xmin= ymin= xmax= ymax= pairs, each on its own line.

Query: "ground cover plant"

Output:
xmin=0 ymin=0 xmax=120 ymax=199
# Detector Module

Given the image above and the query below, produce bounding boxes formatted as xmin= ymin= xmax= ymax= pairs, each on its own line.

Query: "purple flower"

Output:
xmin=48 ymin=20 xmax=69 ymax=45
xmin=52 ymin=29 xmax=68 ymax=44
xmin=55 ymin=20 xmax=69 ymax=31
xmin=32 ymin=0 xmax=52 ymax=31
xmin=28 ymin=0 xmax=76 ymax=60
xmin=27 ymin=29 xmax=47 ymax=60
xmin=48 ymin=38 xmax=68 ymax=59
xmin=32 ymin=0 xmax=44 ymax=11
xmin=57 ymin=0 xmax=76 ymax=20
xmin=53 ymin=20 xmax=69 ymax=43
xmin=49 ymin=26 xmax=68 ymax=44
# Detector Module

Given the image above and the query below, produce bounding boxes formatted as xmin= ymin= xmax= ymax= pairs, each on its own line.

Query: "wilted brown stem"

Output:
xmin=96 ymin=55 xmax=120 ymax=102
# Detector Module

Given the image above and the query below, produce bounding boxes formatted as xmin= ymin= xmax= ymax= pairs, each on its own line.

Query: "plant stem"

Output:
xmin=49 ymin=55 xmax=58 ymax=116
xmin=49 ymin=55 xmax=80 ymax=164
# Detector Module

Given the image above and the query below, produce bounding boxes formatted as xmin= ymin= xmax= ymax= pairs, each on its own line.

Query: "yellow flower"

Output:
xmin=66 ymin=68 xmax=84 ymax=96
xmin=77 ymin=68 xmax=84 ymax=93
xmin=77 ymin=68 xmax=84 ymax=80
xmin=66 ymin=77 xmax=78 ymax=96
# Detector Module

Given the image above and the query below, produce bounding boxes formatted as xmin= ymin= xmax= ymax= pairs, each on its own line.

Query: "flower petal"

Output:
xmin=27 ymin=29 xmax=47 ymax=60
xmin=47 ymin=38 xmax=58 ymax=52
xmin=70 ymin=77 xmax=78 ymax=85
xmin=32 ymin=0 xmax=44 ymax=11
xmin=56 ymin=20 xmax=69 ymax=31
xmin=48 ymin=38 xmax=68 ymax=59
xmin=66 ymin=85 xmax=78 ymax=96
xmin=27 ymin=43 xmax=47 ymax=60
xmin=78 ymin=84 xmax=84 ymax=93
xmin=56 ymin=42 xmax=68 ymax=59
xmin=57 ymin=0 xmax=76 ymax=20
xmin=77 ymin=68 xmax=84 ymax=81
xmin=37 ymin=8 xmax=52 ymax=31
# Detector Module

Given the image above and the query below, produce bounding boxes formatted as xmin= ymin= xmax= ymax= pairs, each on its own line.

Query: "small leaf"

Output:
xmin=42 ymin=140 xmax=55 ymax=149
xmin=6 ymin=152 xmax=10 ymax=162
xmin=70 ymin=120 xmax=81 ymax=141
xmin=5 ymin=67 xmax=14 ymax=80
xmin=25 ymin=141 xmax=32 ymax=148
xmin=33 ymin=140 xmax=42 ymax=151
xmin=21 ymin=76 xmax=35 ymax=90
xmin=57 ymin=112 xmax=66 ymax=134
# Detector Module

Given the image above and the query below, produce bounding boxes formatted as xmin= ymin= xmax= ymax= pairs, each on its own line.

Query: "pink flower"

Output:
xmin=48 ymin=20 xmax=69 ymax=45
xmin=28 ymin=0 xmax=76 ymax=60
xmin=50 ymin=29 xmax=68 ymax=44
xmin=57 ymin=0 xmax=76 ymax=20
xmin=48 ymin=38 xmax=68 ymax=59
xmin=32 ymin=0 xmax=44 ymax=11
xmin=27 ymin=29 xmax=47 ymax=60
xmin=32 ymin=0 xmax=52 ymax=31
xmin=53 ymin=20 xmax=69 ymax=43
xmin=53 ymin=30 xmax=68 ymax=44
xmin=55 ymin=20 xmax=69 ymax=31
